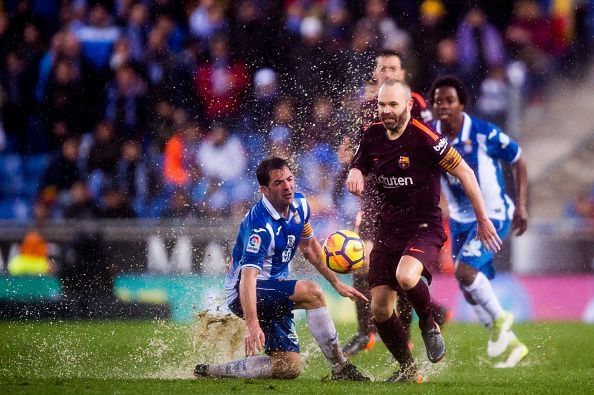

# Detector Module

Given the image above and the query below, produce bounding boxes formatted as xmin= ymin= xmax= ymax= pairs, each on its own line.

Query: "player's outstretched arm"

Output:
xmin=346 ymin=168 xmax=365 ymax=196
xmin=298 ymin=237 xmax=368 ymax=302
xmin=511 ymin=156 xmax=528 ymax=236
xmin=239 ymin=267 xmax=265 ymax=356
xmin=448 ymin=160 xmax=502 ymax=252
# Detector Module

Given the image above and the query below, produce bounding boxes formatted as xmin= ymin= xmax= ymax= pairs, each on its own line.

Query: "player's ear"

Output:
xmin=407 ymin=98 xmax=414 ymax=111
xmin=260 ymin=185 xmax=269 ymax=196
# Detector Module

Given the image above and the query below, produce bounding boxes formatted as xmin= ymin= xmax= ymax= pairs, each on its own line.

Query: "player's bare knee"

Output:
xmin=271 ymin=354 xmax=301 ymax=379
xmin=305 ymin=281 xmax=325 ymax=307
xmin=396 ymin=271 xmax=418 ymax=290
xmin=371 ymin=301 xmax=392 ymax=323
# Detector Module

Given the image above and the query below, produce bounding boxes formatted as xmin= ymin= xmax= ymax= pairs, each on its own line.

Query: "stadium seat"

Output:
xmin=22 ymin=154 xmax=50 ymax=199
xmin=0 ymin=154 xmax=26 ymax=199
xmin=0 ymin=198 xmax=31 ymax=220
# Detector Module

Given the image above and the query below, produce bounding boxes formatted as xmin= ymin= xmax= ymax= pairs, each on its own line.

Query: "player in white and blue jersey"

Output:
xmin=194 ymin=157 xmax=369 ymax=381
xmin=430 ymin=77 xmax=529 ymax=368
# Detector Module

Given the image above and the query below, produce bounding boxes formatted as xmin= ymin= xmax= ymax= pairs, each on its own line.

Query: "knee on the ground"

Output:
xmin=271 ymin=355 xmax=301 ymax=379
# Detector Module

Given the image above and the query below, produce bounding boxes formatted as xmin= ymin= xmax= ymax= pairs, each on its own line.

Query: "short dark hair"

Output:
xmin=256 ymin=157 xmax=290 ymax=186
xmin=376 ymin=49 xmax=402 ymax=59
xmin=429 ymin=76 xmax=469 ymax=106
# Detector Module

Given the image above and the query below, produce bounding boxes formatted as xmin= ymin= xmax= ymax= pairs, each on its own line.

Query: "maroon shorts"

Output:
xmin=367 ymin=224 xmax=446 ymax=292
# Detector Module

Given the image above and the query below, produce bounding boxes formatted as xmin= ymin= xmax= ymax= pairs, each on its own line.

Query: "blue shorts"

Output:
xmin=450 ymin=219 xmax=511 ymax=279
xmin=228 ymin=279 xmax=299 ymax=354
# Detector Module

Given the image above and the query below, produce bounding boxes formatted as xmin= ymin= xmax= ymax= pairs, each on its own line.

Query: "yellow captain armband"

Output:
xmin=438 ymin=147 xmax=462 ymax=173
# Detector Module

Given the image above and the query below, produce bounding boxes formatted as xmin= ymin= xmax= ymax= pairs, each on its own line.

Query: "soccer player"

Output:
xmin=430 ymin=76 xmax=529 ymax=367
xmin=194 ymin=157 xmax=369 ymax=381
xmin=346 ymin=79 xmax=501 ymax=382
xmin=341 ymin=49 xmax=449 ymax=356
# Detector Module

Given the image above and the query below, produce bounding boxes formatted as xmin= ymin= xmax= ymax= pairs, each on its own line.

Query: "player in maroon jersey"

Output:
xmin=340 ymin=50 xmax=449 ymax=357
xmin=347 ymin=79 xmax=501 ymax=382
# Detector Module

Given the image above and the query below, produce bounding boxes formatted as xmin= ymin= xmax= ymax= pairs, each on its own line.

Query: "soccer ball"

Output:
xmin=322 ymin=230 xmax=366 ymax=274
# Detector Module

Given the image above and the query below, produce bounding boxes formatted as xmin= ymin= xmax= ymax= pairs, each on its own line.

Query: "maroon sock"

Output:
xmin=353 ymin=270 xmax=374 ymax=335
xmin=374 ymin=311 xmax=413 ymax=366
xmin=405 ymin=279 xmax=435 ymax=332
xmin=396 ymin=294 xmax=413 ymax=339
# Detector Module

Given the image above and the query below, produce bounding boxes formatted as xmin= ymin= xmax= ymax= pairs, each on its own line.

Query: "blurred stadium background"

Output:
xmin=0 ymin=0 xmax=593 ymax=327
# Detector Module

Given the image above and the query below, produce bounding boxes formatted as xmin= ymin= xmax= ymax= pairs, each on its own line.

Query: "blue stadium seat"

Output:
xmin=0 ymin=198 xmax=31 ymax=220
xmin=0 ymin=154 xmax=26 ymax=199
xmin=22 ymin=154 xmax=50 ymax=199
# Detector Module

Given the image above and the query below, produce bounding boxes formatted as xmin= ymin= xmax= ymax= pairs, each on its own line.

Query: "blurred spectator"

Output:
xmin=116 ymin=139 xmax=148 ymax=217
xmin=7 ymin=230 xmax=53 ymax=276
xmin=248 ymin=67 xmax=279 ymax=131
xmin=72 ymin=3 xmax=120 ymax=71
xmin=355 ymin=0 xmax=410 ymax=52
xmin=163 ymin=187 xmax=196 ymax=219
xmin=98 ymin=186 xmax=136 ymax=219
xmin=1 ymin=51 xmax=32 ymax=153
xmin=505 ymin=0 xmax=566 ymax=100
xmin=62 ymin=181 xmax=100 ymax=220
xmin=163 ymin=123 xmax=203 ymax=188
xmin=429 ymin=38 xmax=465 ymax=84
xmin=41 ymin=57 xmax=84 ymax=148
xmin=85 ymin=120 xmax=120 ymax=199
xmin=456 ymin=6 xmax=505 ymax=98
xmin=189 ymin=0 xmax=230 ymax=43
xmin=123 ymin=2 xmax=150 ymax=62
xmin=196 ymin=124 xmax=249 ymax=215
xmin=476 ymin=66 xmax=510 ymax=125
xmin=195 ymin=35 xmax=249 ymax=123
xmin=39 ymin=136 xmax=82 ymax=202
xmin=411 ymin=0 xmax=451 ymax=91
xmin=267 ymin=97 xmax=297 ymax=160
xmin=105 ymin=63 xmax=148 ymax=141
xmin=288 ymin=16 xmax=334 ymax=109
xmin=233 ymin=0 xmax=276 ymax=71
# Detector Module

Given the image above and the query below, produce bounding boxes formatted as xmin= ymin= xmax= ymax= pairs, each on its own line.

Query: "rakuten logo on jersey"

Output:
xmin=377 ymin=175 xmax=414 ymax=188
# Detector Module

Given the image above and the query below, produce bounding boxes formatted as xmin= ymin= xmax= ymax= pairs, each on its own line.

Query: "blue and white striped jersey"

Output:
xmin=225 ymin=192 xmax=313 ymax=305
xmin=436 ymin=113 xmax=521 ymax=223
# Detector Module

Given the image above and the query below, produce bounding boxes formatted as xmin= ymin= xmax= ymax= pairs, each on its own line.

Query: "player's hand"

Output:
xmin=346 ymin=168 xmax=365 ymax=196
xmin=512 ymin=206 xmax=528 ymax=236
xmin=476 ymin=218 xmax=502 ymax=252
xmin=244 ymin=321 xmax=265 ymax=356
xmin=333 ymin=281 xmax=369 ymax=302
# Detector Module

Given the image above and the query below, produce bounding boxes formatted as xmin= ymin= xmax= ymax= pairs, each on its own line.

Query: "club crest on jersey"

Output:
xmin=246 ymin=234 xmax=261 ymax=253
xmin=398 ymin=156 xmax=410 ymax=169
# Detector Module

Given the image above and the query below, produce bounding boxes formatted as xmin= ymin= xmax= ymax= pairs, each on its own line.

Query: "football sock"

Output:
xmin=353 ymin=270 xmax=374 ymax=335
xmin=206 ymin=356 xmax=272 ymax=378
xmin=374 ymin=310 xmax=413 ymax=366
xmin=463 ymin=272 xmax=504 ymax=321
xmin=471 ymin=303 xmax=494 ymax=329
xmin=405 ymin=279 xmax=436 ymax=332
xmin=396 ymin=294 xmax=413 ymax=339
xmin=306 ymin=306 xmax=347 ymax=370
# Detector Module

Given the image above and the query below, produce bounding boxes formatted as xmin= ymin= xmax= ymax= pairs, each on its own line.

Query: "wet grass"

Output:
xmin=1 ymin=320 xmax=592 ymax=393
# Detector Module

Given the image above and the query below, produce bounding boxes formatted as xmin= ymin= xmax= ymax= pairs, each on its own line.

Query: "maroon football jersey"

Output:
xmin=351 ymin=118 xmax=461 ymax=232
xmin=355 ymin=91 xmax=434 ymax=237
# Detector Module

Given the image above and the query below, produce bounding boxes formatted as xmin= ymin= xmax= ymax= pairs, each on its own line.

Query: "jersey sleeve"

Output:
xmin=240 ymin=222 xmax=272 ymax=271
xmin=485 ymin=125 xmax=521 ymax=163
xmin=413 ymin=119 xmax=462 ymax=173
xmin=295 ymin=193 xmax=314 ymax=239
xmin=350 ymin=126 xmax=373 ymax=175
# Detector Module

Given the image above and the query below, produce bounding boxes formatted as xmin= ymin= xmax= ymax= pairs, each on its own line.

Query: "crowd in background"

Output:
xmin=0 ymin=0 xmax=592 ymax=224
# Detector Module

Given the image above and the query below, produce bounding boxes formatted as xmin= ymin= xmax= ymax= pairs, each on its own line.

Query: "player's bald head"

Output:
xmin=378 ymin=79 xmax=412 ymax=101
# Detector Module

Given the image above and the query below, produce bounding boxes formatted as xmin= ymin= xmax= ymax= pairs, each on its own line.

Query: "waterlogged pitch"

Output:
xmin=1 ymin=319 xmax=592 ymax=394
